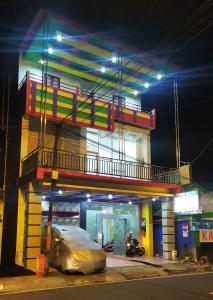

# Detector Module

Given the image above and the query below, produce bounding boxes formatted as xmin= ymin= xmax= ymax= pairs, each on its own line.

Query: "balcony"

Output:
xmin=19 ymin=72 xmax=156 ymax=132
xmin=21 ymin=148 xmax=180 ymax=185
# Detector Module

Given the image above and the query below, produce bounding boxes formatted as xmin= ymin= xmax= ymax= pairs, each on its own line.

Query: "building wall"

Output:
xmin=141 ymin=201 xmax=154 ymax=256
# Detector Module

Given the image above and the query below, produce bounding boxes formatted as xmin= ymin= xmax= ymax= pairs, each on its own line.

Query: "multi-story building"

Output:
xmin=11 ymin=9 xmax=182 ymax=271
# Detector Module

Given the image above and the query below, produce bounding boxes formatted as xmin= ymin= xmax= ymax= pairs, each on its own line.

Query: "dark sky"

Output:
xmin=0 ymin=0 xmax=213 ymax=189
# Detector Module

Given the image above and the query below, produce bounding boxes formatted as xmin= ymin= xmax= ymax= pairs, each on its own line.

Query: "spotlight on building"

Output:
xmin=133 ymin=90 xmax=139 ymax=96
xmin=111 ymin=56 xmax=118 ymax=63
xmin=108 ymin=194 xmax=113 ymax=200
xmin=144 ymin=82 xmax=150 ymax=88
xmin=86 ymin=193 xmax=91 ymax=198
xmin=128 ymin=201 xmax=132 ymax=205
xmin=58 ymin=190 xmax=63 ymax=195
xmin=157 ymin=73 xmax=162 ymax=80
xmin=100 ymin=67 xmax=106 ymax=73
xmin=56 ymin=34 xmax=62 ymax=42
xmin=48 ymin=47 xmax=54 ymax=54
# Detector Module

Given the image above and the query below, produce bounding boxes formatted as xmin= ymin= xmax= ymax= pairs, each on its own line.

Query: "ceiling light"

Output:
xmin=39 ymin=58 xmax=46 ymax=65
xmin=152 ymin=197 xmax=156 ymax=202
xmin=100 ymin=67 xmax=106 ymax=73
xmin=42 ymin=195 xmax=46 ymax=200
xmin=108 ymin=194 xmax=113 ymax=200
xmin=86 ymin=193 xmax=91 ymax=198
xmin=56 ymin=34 xmax=62 ymax=42
xmin=133 ymin=90 xmax=139 ymax=96
xmin=157 ymin=73 xmax=162 ymax=80
xmin=128 ymin=201 xmax=132 ymax=205
xmin=48 ymin=47 xmax=53 ymax=54
xmin=87 ymin=198 xmax=91 ymax=202
xmin=144 ymin=82 xmax=150 ymax=88
xmin=112 ymin=56 xmax=118 ymax=63
xmin=58 ymin=190 xmax=63 ymax=195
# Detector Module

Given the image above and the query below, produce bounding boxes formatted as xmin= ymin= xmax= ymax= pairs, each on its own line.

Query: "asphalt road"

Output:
xmin=0 ymin=273 xmax=213 ymax=300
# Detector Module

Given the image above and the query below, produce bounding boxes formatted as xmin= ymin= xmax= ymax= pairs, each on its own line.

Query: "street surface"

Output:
xmin=0 ymin=273 xmax=213 ymax=300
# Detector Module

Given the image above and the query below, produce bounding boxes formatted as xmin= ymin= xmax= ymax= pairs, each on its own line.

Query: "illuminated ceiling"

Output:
xmin=22 ymin=9 xmax=179 ymax=97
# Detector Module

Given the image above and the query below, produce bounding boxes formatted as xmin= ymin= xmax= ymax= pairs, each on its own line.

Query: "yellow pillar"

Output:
xmin=0 ymin=200 xmax=4 ymax=264
xmin=16 ymin=182 xmax=42 ymax=272
xmin=141 ymin=200 xmax=153 ymax=256
xmin=15 ymin=188 xmax=26 ymax=266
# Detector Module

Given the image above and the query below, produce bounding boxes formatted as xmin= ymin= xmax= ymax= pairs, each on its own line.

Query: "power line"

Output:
xmin=191 ymin=137 xmax=213 ymax=165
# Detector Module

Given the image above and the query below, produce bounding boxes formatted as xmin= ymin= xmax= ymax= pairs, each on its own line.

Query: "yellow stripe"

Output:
xmin=58 ymin=102 xmax=72 ymax=109
xmin=36 ymin=96 xmax=53 ymax=105
xmin=95 ymin=111 xmax=108 ymax=118
xmin=57 ymin=90 xmax=73 ymax=98
xmin=42 ymin=182 xmax=174 ymax=197
xmin=122 ymin=108 xmax=134 ymax=115
xmin=77 ymin=108 xmax=91 ymax=114
xmin=36 ymin=84 xmax=54 ymax=94
xmin=76 ymin=117 xmax=91 ymax=124
xmin=137 ymin=112 xmax=150 ymax=119
xmin=94 ymin=121 xmax=108 ymax=128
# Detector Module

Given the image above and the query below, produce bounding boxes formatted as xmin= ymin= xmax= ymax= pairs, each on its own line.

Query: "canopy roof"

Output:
xmin=21 ymin=9 xmax=179 ymax=97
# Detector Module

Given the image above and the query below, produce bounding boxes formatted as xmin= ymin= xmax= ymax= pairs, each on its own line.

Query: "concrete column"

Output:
xmin=80 ymin=201 xmax=87 ymax=230
xmin=162 ymin=197 xmax=175 ymax=260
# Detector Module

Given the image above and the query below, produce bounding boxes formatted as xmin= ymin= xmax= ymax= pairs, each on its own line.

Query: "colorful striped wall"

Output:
xmin=25 ymin=73 xmax=156 ymax=131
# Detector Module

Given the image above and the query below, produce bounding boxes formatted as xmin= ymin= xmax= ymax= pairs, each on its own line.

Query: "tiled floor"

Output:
xmin=106 ymin=253 xmax=175 ymax=268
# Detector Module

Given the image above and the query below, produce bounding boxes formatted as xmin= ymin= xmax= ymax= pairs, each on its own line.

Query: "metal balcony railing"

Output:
xmin=21 ymin=147 xmax=180 ymax=185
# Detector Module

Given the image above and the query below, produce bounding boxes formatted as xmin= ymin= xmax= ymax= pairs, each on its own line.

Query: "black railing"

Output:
xmin=22 ymin=148 xmax=180 ymax=184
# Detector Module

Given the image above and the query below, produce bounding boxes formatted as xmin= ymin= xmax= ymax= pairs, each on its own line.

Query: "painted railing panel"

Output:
xmin=23 ymin=72 xmax=156 ymax=131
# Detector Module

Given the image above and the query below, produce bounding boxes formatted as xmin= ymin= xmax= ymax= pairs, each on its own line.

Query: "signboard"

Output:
xmin=199 ymin=230 xmax=213 ymax=243
xmin=174 ymin=191 xmax=201 ymax=214
xmin=179 ymin=164 xmax=191 ymax=185
xmin=182 ymin=224 xmax=189 ymax=238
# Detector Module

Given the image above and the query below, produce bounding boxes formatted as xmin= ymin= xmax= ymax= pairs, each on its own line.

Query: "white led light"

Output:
xmin=152 ymin=197 xmax=156 ymax=202
xmin=42 ymin=195 xmax=46 ymax=200
xmin=39 ymin=58 xmax=46 ymax=65
xmin=112 ymin=56 xmax=118 ymax=63
xmin=86 ymin=193 xmax=91 ymax=198
xmin=128 ymin=201 xmax=132 ymax=205
xmin=144 ymin=82 xmax=150 ymax=88
xmin=87 ymin=198 xmax=91 ymax=202
xmin=157 ymin=73 xmax=162 ymax=80
xmin=133 ymin=90 xmax=139 ymax=96
xmin=48 ymin=47 xmax=53 ymax=54
xmin=56 ymin=34 xmax=62 ymax=42
xmin=58 ymin=190 xmax=63 ymax=195
xmin=100 ymin=67 xmax=106 ymax=73
xmin=108 ymin=194 xmax=113 ymax=200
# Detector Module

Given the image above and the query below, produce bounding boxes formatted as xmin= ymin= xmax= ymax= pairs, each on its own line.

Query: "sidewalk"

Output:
xmin=0 ymin=260 xmax=212 ymax=295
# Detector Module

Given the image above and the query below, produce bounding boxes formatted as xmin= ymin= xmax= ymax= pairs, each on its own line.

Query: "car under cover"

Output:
xmin=49 ymin=225 xmax=106 ymax=274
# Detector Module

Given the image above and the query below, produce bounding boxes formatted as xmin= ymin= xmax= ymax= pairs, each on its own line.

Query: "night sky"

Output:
xmin=0 ymin=0 xmax=213 ymax=189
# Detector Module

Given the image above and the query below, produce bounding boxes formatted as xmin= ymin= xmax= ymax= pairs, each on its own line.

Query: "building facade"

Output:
xmin=11 ymin=9 xmax=182 ymax=271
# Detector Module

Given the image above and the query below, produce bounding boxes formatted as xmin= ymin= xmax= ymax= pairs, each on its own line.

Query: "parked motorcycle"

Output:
xmin=126 ymin=238 xmax=145 ymax=257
